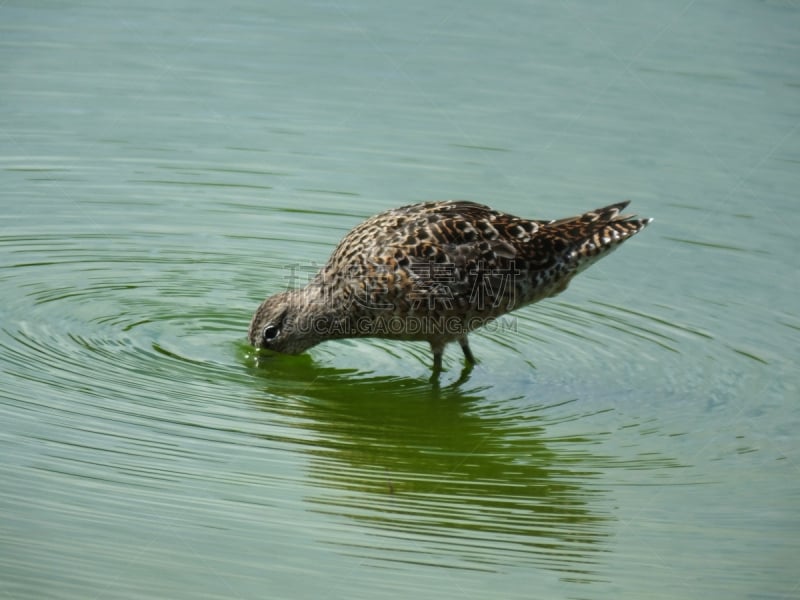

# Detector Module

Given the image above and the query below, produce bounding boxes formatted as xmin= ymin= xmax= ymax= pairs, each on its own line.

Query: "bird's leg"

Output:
xmin=458 ymin=336 xmax=476 ymax=365
xmin=429 ymin=341 xmax=444 ymax=376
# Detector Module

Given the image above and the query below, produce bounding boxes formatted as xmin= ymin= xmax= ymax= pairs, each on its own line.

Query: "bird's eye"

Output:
xmin=261 ymin=325 xmax=280 ymax=342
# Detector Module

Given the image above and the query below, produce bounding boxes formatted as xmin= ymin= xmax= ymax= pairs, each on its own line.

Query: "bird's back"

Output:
xmin=316 ymin=200 xmax=650 ymax=329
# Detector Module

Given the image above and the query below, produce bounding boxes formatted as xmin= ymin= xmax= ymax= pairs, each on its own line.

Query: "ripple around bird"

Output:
xmin=2 ymin=219 xmax=787 ymax=585
xmin=2 ymin=2 xmax=798 ymax=593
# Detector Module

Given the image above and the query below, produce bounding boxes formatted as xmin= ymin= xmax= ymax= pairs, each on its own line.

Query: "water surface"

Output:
xmin=2 ymin=1 xmax=799 ymax=598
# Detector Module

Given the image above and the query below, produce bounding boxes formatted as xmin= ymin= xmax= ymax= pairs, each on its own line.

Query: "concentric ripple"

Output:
xmin=2 ymin=189 xmax=793 ymax=587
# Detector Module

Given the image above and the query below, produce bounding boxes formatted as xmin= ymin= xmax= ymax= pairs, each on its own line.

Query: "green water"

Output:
xmin=2 ymin=1 xmax=798 ymax=598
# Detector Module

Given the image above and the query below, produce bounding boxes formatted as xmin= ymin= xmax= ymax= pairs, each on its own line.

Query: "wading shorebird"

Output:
xmin=248 ymin=200 xmax=651 ymax=373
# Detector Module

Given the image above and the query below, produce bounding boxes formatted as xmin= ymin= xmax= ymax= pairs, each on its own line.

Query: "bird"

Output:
xmin=248 ymin=200 xmax=651 ymax=373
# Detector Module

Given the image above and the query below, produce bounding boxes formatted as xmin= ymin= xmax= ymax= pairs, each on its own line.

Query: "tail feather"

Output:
xmin=544 ymin=201 xmax=652 ymax=271
xmin=548 ymin=200 xmax=629 ymax=226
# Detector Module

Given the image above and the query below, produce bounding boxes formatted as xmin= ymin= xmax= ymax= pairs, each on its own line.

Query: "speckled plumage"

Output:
xmin=248 ymin=200 xmax=651 ymax=371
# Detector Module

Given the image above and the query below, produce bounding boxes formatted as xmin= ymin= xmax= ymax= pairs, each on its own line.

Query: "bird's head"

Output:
xmin=247 ymin=290 xmax=322 ymax=355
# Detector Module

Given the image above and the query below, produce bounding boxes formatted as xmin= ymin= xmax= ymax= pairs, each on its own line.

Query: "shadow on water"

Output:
xmin=245 ymin=351 xmax=612 ymax=580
